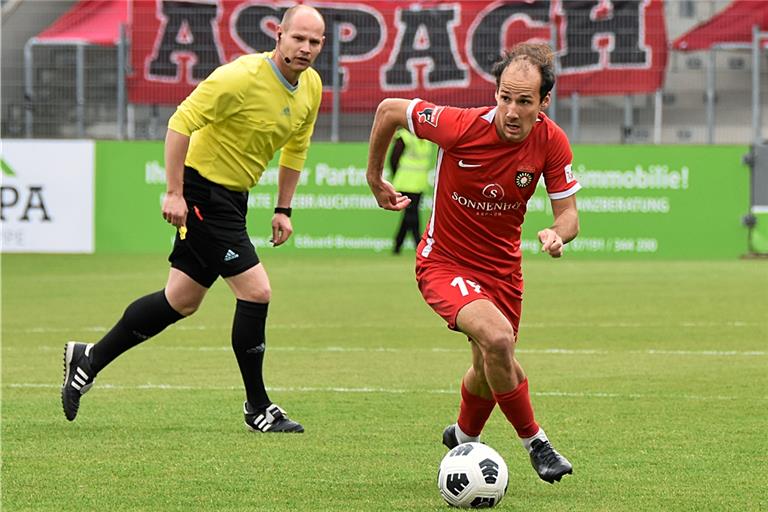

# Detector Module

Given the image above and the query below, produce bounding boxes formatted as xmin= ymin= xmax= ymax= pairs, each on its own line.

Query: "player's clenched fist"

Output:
xmin=368 ymin=178 xmax=412 ymax=211
xmin=538 ymin=228 xmax=564 ymax=258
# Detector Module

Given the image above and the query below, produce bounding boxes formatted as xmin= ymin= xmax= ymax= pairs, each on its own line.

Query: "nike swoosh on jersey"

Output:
xmin=458 ymin=160 xmax=482 ymax=168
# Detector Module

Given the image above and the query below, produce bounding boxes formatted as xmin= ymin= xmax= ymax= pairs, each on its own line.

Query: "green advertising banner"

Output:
xmin=95 ymin=142 xmax=750 ymax=259
xmin=523 ymin=145 xmax=751 ymax=259
xmin=95 ymin=141 xmax=397 ymax=254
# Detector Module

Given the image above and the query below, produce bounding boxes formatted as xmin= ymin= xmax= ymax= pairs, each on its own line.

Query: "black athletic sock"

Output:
xmin=90 ymin=290 xmax=184 ymax=373
xmin=232 ymin=299 xmax=270 ymax=411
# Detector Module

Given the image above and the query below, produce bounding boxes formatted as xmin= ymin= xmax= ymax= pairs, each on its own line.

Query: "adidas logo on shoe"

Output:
xmin=243 ymin=402 xmax=304 ymax=433
xmin=224 ymin=249 xmax=239 ymax=262
xmin=61 ymin=341 xmax=96 ymax=421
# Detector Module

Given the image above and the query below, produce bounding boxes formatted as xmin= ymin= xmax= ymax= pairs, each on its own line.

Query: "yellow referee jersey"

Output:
xmin=168 ymin=52 xmax=323 ymax=191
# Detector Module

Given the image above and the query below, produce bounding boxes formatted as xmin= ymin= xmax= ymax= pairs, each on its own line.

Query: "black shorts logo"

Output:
xmin=515 ymin=171 xmax=534 ymax=188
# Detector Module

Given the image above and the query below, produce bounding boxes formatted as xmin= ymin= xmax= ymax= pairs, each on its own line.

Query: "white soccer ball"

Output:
xmin=438 ymin=442 xmax=509 ymax=509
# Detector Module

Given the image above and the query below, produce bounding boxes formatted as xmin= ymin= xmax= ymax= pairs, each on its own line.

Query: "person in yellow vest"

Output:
xmin=61 ymin=4 xmax=325 ymax=433
xmin=389 ymin=128 xmax=435 ymax=254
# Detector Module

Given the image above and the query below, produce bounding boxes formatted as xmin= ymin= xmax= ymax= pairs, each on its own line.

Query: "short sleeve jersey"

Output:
xmin=168 ymin=53 xmax=322 ymax=191
xmin=407 ymin=98 xmax=581 ymax=278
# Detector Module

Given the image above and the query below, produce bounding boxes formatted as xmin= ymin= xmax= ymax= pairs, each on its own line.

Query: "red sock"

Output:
xmin=457 ymin=382 xmax=496 ymax=437
xmin=493 ymin=379 xmax=539 ymax=438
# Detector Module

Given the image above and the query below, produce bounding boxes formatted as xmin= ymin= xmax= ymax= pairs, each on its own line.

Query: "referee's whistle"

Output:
xmin=179 ymin=226 xmax=187 ymax=240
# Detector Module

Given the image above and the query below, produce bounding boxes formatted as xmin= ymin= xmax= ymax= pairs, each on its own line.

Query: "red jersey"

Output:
xmin=408 ymin=98 xmax=581 ymax=279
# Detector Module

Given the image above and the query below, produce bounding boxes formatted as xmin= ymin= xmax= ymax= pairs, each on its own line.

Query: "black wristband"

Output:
xmin=274 ymin=207 xmax=292 ymax=217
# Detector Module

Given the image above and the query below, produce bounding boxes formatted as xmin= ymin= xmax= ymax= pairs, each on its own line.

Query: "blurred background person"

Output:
xmin=388 ymin=127 xmax=435 ymax=254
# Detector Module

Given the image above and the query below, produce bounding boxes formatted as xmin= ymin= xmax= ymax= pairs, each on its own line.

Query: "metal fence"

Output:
xmin=2 ymin=0 xmax=767 ymax=144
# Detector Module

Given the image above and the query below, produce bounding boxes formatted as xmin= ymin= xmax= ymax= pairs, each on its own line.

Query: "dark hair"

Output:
xmin=491 ymin=43 xmax=555 ymax=100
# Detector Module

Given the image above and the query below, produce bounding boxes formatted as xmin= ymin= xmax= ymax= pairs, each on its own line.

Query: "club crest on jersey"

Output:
xmin=515 ymin=171 xmax=535 ymax=188
xmin=417 ymin=106 xmax=443 ymax=127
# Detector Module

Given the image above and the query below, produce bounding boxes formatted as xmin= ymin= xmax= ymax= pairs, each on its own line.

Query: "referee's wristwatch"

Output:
xmin=274 ymin=207 xmax=292 ymax=217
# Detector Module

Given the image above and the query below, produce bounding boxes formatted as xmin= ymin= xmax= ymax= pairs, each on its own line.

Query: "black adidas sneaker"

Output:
xmin=243 ymin=402 xmax=304 ymax=433
xmin=61 ymin=342 xmax=96 ymax=421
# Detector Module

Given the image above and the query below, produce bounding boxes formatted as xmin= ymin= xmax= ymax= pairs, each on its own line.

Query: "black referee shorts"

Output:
xmin=168 ymin=166 xmax=259 ymax=288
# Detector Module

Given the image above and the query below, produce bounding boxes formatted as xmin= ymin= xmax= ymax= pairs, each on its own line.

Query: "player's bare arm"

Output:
xmin=271 ymin=165 xmax=301 ymax=246
xmin=163 ymin=128 xmax=191 ymax=228
xmin=538 ymin=195 xmax=579 ymax=258
xmin=367 ymin=98 xmax=412 ymax=211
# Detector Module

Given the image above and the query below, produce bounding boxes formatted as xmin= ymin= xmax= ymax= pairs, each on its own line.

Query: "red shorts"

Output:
xmin=415 ymin=261 xmax=523 ymax=332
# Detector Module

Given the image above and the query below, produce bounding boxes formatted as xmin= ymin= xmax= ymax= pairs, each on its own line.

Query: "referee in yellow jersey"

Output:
xmin=61 ymin=4 xmax=325 ymax=433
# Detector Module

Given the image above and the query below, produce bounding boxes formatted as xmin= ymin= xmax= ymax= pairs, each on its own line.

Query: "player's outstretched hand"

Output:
xmin=369 ymin=179 xmax=411 ymax=211
xmin=538 ymin=228 xmax=564 ymax=258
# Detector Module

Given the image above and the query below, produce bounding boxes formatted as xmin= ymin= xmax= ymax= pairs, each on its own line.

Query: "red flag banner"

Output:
xmin=129 ymin=0 xmax=668 ymax=107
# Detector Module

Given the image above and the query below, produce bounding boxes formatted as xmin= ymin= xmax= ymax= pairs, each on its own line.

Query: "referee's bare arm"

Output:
xmin=271 ymin=165 xmax=301 ymax=247
xmin=162 ymin=128 xmax=191 ymax=228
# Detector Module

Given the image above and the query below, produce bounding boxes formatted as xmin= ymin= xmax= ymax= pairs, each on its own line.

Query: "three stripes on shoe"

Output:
xmin=71 ymin=367 xmax=90 ymax=391
xmin=66 ymin=343 xmax=93 ymax=394
xmin=248 ymin=404 xmax=286 ymax=432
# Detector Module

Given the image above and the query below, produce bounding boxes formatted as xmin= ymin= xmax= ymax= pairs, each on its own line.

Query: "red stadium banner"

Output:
xmin=128 ymin=0 xmax=667 ymax=107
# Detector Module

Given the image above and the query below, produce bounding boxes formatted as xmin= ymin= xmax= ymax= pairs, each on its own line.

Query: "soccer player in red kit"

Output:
xmin=366 ymin=43 xmax=579 ymax=483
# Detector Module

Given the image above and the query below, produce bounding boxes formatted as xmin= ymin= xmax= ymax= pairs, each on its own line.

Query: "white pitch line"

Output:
xmin=7 ymin=319 xmax=766 ymax=335
xmin=19 ymin=345 xmax=768 ymax=357
xmin=642 ymin=349 xmax=768 ymax=356
xmin=6 ymin=382 xmax=760 ymax=401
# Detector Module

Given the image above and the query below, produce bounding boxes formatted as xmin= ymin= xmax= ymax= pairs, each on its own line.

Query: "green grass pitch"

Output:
xmin=2 ymin=252 xmax=767 ymax=511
